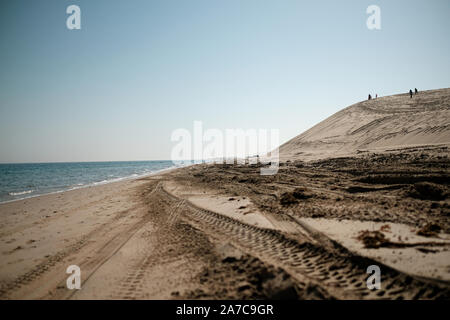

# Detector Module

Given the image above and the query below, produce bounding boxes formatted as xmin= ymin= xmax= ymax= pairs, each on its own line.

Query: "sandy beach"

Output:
xmin=1 ymin=89 xmax=449 ymax=300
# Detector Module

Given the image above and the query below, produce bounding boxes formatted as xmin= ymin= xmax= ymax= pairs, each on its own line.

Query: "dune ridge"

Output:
xmin=280 ymin=88 xmax=450 ymax=161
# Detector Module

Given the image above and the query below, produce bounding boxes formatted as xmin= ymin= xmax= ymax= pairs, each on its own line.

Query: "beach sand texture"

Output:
xmin=1 ymin=89 xmax=449 ymax=299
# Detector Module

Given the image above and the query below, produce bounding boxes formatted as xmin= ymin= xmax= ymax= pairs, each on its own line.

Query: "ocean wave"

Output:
xmin=0 ymin=162 xmax=180 ymax=204
xmin=9 ymin=189 xmax=35 ymax=196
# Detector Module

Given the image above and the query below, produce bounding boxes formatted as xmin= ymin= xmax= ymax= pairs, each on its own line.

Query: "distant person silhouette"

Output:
xmin=376 ymin=94 xmax=378 ymax=99
xmin=368 ymin=94 xmax=372 ymax=100
xmin=409 ymin=89 xmax=413 ymax=98
xmin=415 ymin=88 xmax=418 ymax=94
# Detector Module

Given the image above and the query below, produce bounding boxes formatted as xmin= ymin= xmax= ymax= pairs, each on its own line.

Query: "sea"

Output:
xmin=0 ymin=161 xmax=176 ymax=203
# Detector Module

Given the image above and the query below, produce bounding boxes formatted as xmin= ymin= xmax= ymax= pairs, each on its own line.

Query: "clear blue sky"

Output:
xmin=1 ymin=0 xmax=449 ymax=163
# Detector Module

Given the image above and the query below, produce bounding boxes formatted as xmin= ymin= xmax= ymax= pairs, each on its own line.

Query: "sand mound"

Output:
xmin=280 ymin=88 xmax=450 ymax=161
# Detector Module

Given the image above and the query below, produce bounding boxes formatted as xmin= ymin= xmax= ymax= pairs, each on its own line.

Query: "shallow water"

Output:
xmin=0 ymin=161 xmax=175 ymax=203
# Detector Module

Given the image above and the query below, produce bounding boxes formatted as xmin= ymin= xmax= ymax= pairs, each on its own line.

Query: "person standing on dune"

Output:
xmin=368 ymin=94 xmax=372 ymax=100
xmin=415 ymin=88 xmax=418 ymax=94
xmin=409 ymin=89 xmax=413 ymax=98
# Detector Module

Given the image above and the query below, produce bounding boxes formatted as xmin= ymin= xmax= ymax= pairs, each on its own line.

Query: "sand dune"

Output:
xmin=1 ymin=89 xmax=449 ymax=300
xmin=280 ymin=88 xmax=450 ymax=161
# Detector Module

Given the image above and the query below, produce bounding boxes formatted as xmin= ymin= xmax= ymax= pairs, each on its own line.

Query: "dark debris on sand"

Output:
xmin=171 ymin=146 xmax=450 ymax=233
xmin=406 ymin=182 xmax=448 ymax=201
xmin=417 ymin=223 xmax=442 ymax=237
xmin=280 ymin=187 xmax=313 ymax=206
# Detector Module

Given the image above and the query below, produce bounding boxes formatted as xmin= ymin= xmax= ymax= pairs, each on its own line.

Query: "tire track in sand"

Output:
xmin=47 ymin=182 xmax=162 ymax=300
xmin=0 ymin=182 xmax=160 ymax=300
xmin=159 ymin=185 xmax=450 ymax=300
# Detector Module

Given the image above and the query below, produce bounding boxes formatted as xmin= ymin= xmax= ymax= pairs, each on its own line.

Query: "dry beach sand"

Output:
xmin=1 ymin=88 xmax=449 ymax=299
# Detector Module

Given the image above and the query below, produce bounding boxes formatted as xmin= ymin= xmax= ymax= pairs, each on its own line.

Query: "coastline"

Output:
xmin=0 ymin=164 xmax=181 ymax=205
xmin=1 ymin=147 xmax=450 ymax=299
xmin=0 ymin=163 xmax=213 ymax=300
xmin=0 ymin=169 xmax=170 ymax=299
xmin=1 ymin=88 xmax=449 ymax=299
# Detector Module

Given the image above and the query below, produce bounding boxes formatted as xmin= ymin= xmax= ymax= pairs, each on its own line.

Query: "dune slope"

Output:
xmin=280 ymin=88 xmax=450 ymax=161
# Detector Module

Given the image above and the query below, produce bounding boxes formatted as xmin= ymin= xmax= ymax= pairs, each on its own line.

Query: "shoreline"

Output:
xmin=0 ymin=170 xmax=169 ymax=299
xmin=0 ymin=147 xmax=449 ymax=299
xmin=0 ymin=164 xmax=182 ymax=206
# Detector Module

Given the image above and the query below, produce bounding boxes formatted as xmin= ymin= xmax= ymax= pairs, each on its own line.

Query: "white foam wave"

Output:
xmin=9 ymin=189 xmax=34 ymax=196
